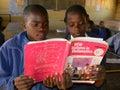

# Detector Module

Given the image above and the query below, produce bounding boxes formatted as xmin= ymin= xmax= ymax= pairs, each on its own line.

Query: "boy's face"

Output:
xmin=66 ymin=12 xmax=87 ymax=38
xmin=23 ymin=12 xmax=49 ymax=41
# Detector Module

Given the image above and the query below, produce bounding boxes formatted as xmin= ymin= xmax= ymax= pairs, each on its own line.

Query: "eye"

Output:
xmin=31 ymin=23 xmax=39 ymax=27
xmin=79 ymin=22 xmax=85 ymax=26
xmin=33 ymin=23 xmax=39 ymax=27
xmin=67 ymin=23 xmax=74 ymax=27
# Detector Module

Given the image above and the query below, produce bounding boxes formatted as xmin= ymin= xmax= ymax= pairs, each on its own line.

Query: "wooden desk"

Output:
xmin=3 ymin=22 xmax=23 ymax=40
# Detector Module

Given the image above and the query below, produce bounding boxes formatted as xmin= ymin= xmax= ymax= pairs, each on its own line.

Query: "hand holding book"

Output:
xmin=81 ymin=65 xmax=105 ymax=81
xmin=14 ymin=75 xmax=36 ymax=90
xmin=43 ymin=71 xmax=73 ymax=90
xmin=94 ymin=65 xmax=106 ymax=87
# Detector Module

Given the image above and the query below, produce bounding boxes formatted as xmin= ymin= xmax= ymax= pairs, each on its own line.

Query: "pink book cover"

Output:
xmin=24 ymin=39 xmax=70 ymax=82
xmin=69 ymin=40 xmax=108 ymax=57
xmin=65 ymin=37 xmax=108 ymax=84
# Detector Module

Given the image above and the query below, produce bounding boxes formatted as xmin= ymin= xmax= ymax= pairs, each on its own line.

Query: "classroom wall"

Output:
xmin=115 ymin=0 xmax=120 ymax=20
xmin=0 ymin=0 xmax=119 ymax=31
xmin=0 ymin=0 xmax=9 ymax=13
xmin=48 ymin=10 xmax=66 ymax=31
xmin=0 ymin=0 xmax=10 ymax=26
xmin=85 ymin=0 xmax=117 ymax=21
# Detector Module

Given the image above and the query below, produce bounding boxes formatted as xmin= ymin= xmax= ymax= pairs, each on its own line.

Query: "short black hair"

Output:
xmin=23 ymin=4 xmax=48 ymax=20
xmin=88 ymin=20 xmax=94 ymax=25
xmin=64 ymin=4 xmax=88 ymax=22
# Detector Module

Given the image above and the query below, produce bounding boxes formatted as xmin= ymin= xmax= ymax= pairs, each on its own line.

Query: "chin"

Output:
xmin=74 ymin=34 xmax=81 ymax=38
xmin=37 ymin=37 xmax=46 ymax=41
xmin=75 ymin=34 xmax=85 ymax=37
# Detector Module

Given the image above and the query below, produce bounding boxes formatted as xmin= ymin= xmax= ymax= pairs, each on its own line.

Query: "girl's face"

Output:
xmin=23 ymin=12 xmax=49 ymax=41
xmin=66 ymin=12 xmax=87 ymax=38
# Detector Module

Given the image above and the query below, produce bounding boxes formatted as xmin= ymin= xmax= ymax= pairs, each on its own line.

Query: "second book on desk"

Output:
xmin=24 ymin=37 xmax=108 ymax=84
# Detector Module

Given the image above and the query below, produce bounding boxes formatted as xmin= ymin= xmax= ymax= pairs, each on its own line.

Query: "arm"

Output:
xmin=0 ymin=46 xmax=16 ymax=90
xmin=0 ymin=44 xmax=31 ymax=90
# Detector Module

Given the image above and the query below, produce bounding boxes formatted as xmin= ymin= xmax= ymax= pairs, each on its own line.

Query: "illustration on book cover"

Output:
xmin=65 ymin=57 xmax=99 ymax=81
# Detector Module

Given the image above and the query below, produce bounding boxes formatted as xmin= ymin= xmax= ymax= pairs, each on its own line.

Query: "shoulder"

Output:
xmin=114 ymin=32 xmax=120 ymax=37
xmin=106 ymin=32 xmax=120 ymax=44
xmin=110 ymin=32 xmax=120 ymax=40
xmin=113 ymin=32 xmax=120 ymax=42
xmin=1 ymin=31 xmax=28 ymax=49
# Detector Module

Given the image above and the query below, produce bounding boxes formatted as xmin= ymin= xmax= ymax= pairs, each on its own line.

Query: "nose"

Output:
xmin=37 ymin=27 xmax=44 ymax=32
xmin=74 ymin=24 xmax=80 ymax=31
xmin=37 ymin=24 xmax=44 ymax=32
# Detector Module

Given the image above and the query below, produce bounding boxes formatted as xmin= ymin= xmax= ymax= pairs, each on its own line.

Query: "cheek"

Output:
xmin=45 ymin=27 xmax=49 ymax=33
xmin=67 ymin=27 xmax=73 ymax=33
xmin=81 ymin=26 xmax=86 ymax=31
xmin=84 ymin=25 xmax=87 ymax=29
xmin=27 ymin=29 xmax=37 ymax=37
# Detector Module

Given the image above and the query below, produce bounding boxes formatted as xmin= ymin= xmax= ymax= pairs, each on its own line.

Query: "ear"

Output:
xmin=22 ymin=22 xmax=27 ymax=31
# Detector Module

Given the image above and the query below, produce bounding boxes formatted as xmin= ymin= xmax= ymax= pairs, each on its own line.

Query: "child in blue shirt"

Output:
xmin=0 ymin=4 xmax=72 ymax=90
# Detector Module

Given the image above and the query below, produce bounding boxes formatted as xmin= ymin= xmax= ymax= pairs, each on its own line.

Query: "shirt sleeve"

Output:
xmin=0 ymin=46 xmax=16 ymax=90
xmin=106 ymin=34 xmax=116 ymax=48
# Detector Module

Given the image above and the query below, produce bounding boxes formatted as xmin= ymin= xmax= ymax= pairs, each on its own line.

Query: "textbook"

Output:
xmin=24 ymin=37 xmax=108 ymax=84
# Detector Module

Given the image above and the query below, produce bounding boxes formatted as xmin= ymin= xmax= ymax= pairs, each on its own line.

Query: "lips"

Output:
xmin=74 ymin=32 xmax=81 ymax=37
xmin=37 ymin=32 xmax=44 ymax=36
xmin=36 ymin=33 xmax=45 ymax=40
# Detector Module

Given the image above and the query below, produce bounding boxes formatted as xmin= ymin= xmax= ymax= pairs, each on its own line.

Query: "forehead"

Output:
xmin=67 ymin=12 xmax=86 ymax=21
xmin=25 ymin=12 xmax=48 ymax=22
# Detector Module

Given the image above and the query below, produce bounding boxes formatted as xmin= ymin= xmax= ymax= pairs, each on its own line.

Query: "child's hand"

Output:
xmin=89 ymin=65 xmax=105 ymax=81
xmin=96 ymin=65 xmax=105 ymax=80
xmin=55 ymin=71 xmax=73 ymax=90
xmin=93 ymin=65 xmax=106 ymax=87
xmin=43 ymin=75 xmax=56 ymax=88
xmin=14 ymin=75 xmax=36 ymax=90
xmin=43 ymin=71 xmax=73 ymax=90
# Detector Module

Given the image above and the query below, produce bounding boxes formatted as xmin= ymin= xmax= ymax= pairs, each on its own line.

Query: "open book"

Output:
xmin=24 ymin=37 xmax=108 ymax=84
